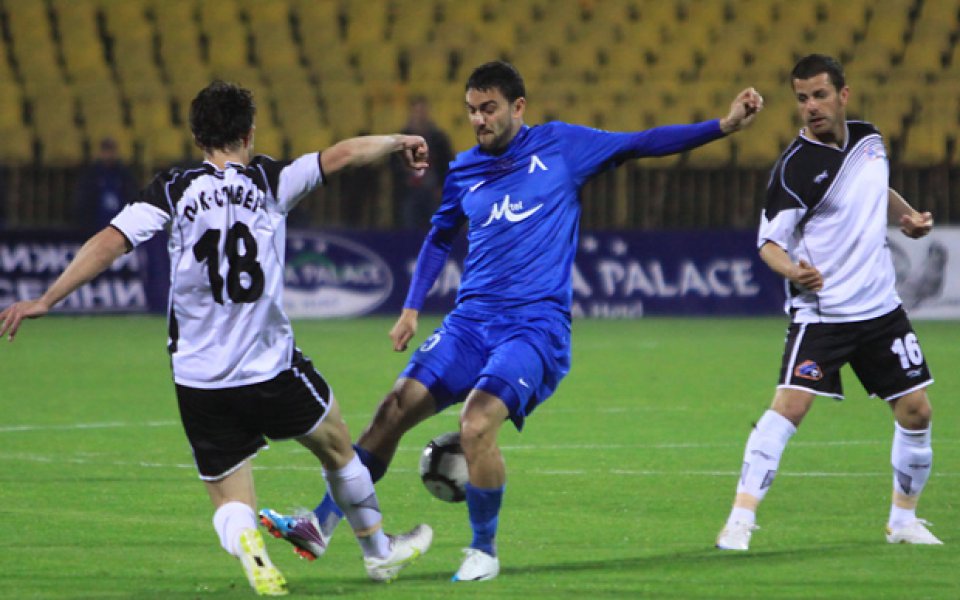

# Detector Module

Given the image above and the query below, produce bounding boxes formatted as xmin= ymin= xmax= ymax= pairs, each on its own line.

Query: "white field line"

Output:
xmin=1 ymin=420 xmax=957 ymax=453
xmin=0 ymin=406 xmax=685 ymax=434
xmin=1 ymin=448 xmax=957 ymax=480
xmin=2 ymin=420 xmax=957 ymax=479
xmin=0 ymin=453 xmax=957 ymax=479
xmin=0 ymin=420 xmax=179 ymax=433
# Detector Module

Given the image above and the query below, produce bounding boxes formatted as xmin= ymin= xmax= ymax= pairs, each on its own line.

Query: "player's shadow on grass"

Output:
xmin=338 ymin=543 xmax=868 ymax=587
xmin=500 ymin=544 xmax=868 ymax=577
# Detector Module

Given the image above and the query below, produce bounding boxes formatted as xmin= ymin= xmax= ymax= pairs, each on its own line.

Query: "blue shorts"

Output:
xmin=400 ymin=307 xmax=571 ymax=430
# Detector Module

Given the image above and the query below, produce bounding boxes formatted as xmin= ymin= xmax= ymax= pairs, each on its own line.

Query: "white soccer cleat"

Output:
xmin=237 ymin=528 xmax=289 ymax=596
xmin=451 ymin=548 xmax=500 ymax=582
xmin=716 ymin=520 xmax=758 ymax=551
xmin=364 ymin=524 xmax=433 ymax=583
xmin=886 ymin=519 xmax=943 ymax=545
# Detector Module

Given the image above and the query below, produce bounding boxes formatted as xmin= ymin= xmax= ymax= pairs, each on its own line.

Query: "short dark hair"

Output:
xmin=465 ymin=61 xmax=526 ymax=103
xmin=791 ymin=54 xmax=846 ymax=91
xmin=189 ymin=81 xmax=256 ymax=151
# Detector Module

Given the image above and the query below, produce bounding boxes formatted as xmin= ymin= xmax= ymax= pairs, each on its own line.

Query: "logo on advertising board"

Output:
xmin=572 ymin=233 xmax=767 ymax=318
xmin=0 ymin=237 xmax=148 ymax=312
xmin=284 ymin=232 xmax=393 ymax=318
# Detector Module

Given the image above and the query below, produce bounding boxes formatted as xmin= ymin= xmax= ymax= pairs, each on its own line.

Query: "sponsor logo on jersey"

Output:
xmin=528 ymin=154 xmax=548 ymax=173
xmin=814 ymin=169 xmax=829 ymax=184
xmin=481 ymin=194 xmax=544 ymax=227
xmin=283 ymin=232 xmax=393 ymax=318
xmin=794 ymin=359 xmax=823 ymax=381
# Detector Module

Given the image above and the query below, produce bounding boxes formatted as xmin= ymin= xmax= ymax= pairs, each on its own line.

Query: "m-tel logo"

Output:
xmin=481 ymin=194 xmax=543 ymax=227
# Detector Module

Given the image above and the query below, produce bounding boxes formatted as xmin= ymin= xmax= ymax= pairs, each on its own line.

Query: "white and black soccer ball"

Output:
xmin=419 ymin=431 xmax=468 ymax=502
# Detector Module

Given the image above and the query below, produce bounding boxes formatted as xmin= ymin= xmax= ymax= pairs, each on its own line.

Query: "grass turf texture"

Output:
xmin=1 ymin=315 xmax=958 ymax=599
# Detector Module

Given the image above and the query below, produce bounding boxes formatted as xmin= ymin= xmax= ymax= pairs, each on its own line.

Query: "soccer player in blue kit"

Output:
xmin=261 ymin=61 xmax=764 ymax=581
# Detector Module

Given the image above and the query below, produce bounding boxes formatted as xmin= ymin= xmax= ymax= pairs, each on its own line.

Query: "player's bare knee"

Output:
xmin=771 ymin=390 xmax=814 ymax=426
xmin=894 ymin=392 xmax=932 ymax=429
xmin=459 ymin=413 xmax=495 ymax=456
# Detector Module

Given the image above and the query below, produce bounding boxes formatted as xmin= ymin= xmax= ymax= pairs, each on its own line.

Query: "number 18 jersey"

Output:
xmin=110 ymin=154 xmax=324 ymax=388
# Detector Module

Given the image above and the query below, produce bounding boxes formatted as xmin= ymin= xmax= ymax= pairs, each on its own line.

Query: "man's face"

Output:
xmin=792 ymin=72 xmax=849 ymax=144
xmin=465 ymin=87 xmax=524 ymax=152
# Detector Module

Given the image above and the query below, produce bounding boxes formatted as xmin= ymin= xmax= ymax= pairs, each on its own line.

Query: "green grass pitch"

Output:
xmin=1 ymin=315 xmax=958 ymax=599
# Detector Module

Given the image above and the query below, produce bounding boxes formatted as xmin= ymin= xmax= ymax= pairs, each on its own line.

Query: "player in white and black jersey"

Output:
xmin=0 ymin=81 xmax=434 ymax=594
xmin=715 ymin=55 xmax=942 ymax=551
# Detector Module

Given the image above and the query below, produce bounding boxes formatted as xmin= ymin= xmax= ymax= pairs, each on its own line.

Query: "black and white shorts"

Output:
xmin=778 ymin=307 xmax=933 ymax=401
xmin=176 ymin=351 xmax=333 ymax=481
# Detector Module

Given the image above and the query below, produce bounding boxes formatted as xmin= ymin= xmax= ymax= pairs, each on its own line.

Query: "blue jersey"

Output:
xmin=430 ymin=121 xmax=723 ymax=314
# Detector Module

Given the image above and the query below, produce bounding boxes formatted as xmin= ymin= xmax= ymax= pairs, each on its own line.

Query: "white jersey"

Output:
xmin=111 ymin=153 xmax=324 ymax=388
xmin=758 ymin=121 xmax=900 ymax=323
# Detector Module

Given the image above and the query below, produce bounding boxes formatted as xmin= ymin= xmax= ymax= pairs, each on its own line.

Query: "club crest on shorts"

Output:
xmin=794 ymin=359 xmax=823 ymax=381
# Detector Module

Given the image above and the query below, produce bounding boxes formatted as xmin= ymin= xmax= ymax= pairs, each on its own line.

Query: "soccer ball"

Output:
xmin=419 ymin=431 xmax=468 ymax=502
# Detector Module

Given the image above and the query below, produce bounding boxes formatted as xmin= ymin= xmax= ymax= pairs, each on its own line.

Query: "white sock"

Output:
xmin=727 ymin=506 xmax=757 ymax=527
xmin=888 ymin=422 xmax=933 ymax=527
xmin=213 ymin=501 xmax=256 ymax=557
xmin=888 ymin=505 xmax=917 ymax=529
xmin=323 ymin=454 xmax=391 ymax=558
xmin=735 ymin=410 xmax=796 ymax=502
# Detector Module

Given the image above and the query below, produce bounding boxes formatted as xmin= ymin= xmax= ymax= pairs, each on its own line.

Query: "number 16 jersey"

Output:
xmin=110 ymin=154 xmax=324 ymax=388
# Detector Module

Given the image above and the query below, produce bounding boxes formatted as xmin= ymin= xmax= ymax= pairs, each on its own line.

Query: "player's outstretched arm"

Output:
xmin=392 ymin=224 xmax=458 ymax=351
xmin=888 ymin=188 xmax=933 ymax=239
xmin=0 ymin=226 xmax=129 ymax=341
xmin=719 ymin=88 xmax=764 ymax=134
xmin=759 ymin=241 xmax=823 ymax=292
xmin=320 ymin=134 xmax=429 ymax=176
xmin=389 ymin=308 xmax=420 ymax=352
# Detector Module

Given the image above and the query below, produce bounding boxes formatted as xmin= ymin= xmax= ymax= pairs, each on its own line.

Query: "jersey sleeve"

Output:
xmin=110 ymin=171 xmax=174 ymax=248
xmin=552 ymin=120 xmax=724 ymax=183
xmin=250 ymin=153 xmax=324 ymax=214
xmin=430 ymin=170 xmax=467 ymax=231
xmin=757 ymin=151 xmax=806 ymax=250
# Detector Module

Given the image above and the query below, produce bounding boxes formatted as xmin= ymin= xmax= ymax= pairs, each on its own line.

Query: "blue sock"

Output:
xmin=354 ymin=444 xmax=387 ymax=482
xmin=313 ymin=445 xmax=388 ymax=528
xmin=465 ymin=483 xmax=504 ymax=557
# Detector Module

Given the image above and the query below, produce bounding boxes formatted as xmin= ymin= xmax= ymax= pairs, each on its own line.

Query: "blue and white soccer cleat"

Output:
xmin=259 ymin=508 xmax=329 ymax=561
xmin=451 ymin=548 xmax=500 ymax=582
xmin=364 ymin=524 xmax=434 ymax=583
xmin=885 ymin=519 xmax=943 ymax=545
xmin=716 ymin=520 xmax=759 ymax=551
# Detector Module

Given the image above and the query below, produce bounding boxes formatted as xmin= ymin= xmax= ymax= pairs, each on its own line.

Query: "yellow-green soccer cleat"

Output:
xmin=238 ymin=528 xmax=289 ymax=596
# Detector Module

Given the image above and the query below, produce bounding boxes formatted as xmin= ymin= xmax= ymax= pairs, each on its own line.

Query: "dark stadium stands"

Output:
xmin=0 ymin=0 xmax=957 ymax=228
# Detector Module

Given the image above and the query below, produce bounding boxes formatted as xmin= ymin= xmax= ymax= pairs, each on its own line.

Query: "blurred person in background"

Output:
xmin=262 ymin=60 xmax=763 ymax=582
xmin=391 ymin=95 xmax=454 ymax=229
xmin=0 ymin=167 xmax=6 ymax=229
xmin=74 ymin=137 xmax=140 ymax=234
xmin=0 ymin=80 xmax=434 ymax=596
xmin=715 ymin=54 xmax=940 ymax=552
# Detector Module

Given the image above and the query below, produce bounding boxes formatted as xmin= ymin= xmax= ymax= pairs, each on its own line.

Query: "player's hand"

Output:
xmin=720 ymin=87 xmax=764 ymax=133
xmin=389 ymin=308 xmax=420 ymax=352
xmin=0 ymin=299 xmax=50 ymax=342
xmin=398 ymin=135 xmax=429 ymax=173
xmin=791 ymin=260 xmax=823 ymax=292
xmin=900 ymin=211 xmax=933 ymax=239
